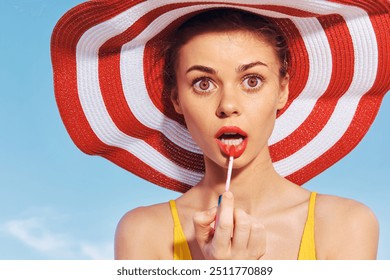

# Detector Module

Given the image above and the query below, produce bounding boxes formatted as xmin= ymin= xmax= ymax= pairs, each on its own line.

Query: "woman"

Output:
xmin=114 ymin=8 xmax=378 ymax=260
xmin=51 ymin=1 xmax=389 ymax=259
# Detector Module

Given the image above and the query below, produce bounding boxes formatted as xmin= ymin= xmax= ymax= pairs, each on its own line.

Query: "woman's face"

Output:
xmin=172 ymin=30 xmax=289 ymax=168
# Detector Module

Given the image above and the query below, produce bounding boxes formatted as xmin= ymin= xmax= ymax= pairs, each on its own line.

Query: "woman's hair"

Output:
xmin=163 ymin=8 xmax=291 ymax=99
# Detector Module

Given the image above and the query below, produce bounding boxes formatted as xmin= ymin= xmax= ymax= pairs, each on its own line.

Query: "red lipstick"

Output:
xmin=215 ymin=126 xmax=248 ymax=158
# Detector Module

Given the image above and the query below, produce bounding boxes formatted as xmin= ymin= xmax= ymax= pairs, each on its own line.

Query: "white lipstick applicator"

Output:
xmin=217 ymin=152 xmax=234 ymax=205
xmin=216 ymin=146 xmax=235 ymax=227
xmin=225 ymin=152 xmax=234 ymax=192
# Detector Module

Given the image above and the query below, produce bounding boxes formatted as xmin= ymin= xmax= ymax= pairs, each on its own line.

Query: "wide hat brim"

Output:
xmin=51 ymin=0 xmax=390 ymax=193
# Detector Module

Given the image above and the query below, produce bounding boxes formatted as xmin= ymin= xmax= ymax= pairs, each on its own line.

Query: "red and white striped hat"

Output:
xmin=51 ymin=0 xmax=389 ymax=193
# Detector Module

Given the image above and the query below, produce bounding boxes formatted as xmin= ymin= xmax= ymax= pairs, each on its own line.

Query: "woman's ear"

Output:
xmin=171 ymin=90 xmax=183 ymax=114
xmin=277 ymin=73 xmax=289 ymax=110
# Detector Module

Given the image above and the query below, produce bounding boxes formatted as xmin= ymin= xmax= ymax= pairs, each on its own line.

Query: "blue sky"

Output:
xmin=0 ymin=0 xmax=389 ymax=260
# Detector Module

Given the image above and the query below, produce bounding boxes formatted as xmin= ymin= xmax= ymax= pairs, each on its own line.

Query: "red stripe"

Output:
xmin=270 ymin=14 xmax=355 ymax=162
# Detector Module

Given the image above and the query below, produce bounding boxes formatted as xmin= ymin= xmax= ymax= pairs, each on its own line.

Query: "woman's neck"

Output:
xmin=196 ymin=150 xmax=290 ymax=214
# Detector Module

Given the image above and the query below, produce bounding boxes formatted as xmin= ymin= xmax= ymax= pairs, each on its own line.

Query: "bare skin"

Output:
xmin=115 ymin=31 xmax=379 ymax=260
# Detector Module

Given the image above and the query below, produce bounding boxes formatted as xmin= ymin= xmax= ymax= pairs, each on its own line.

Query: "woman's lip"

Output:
xmin=215 ymin=126 xmax=248 ymax=138
xmin=216 ymin=138 xmax=248 ymax=158
xmin=215 ymin=126 xmax=248 ymax=158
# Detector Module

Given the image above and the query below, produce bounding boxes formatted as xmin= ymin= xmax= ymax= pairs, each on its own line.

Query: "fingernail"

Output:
xmin=224 ymin=191 xmax=233 ymax=199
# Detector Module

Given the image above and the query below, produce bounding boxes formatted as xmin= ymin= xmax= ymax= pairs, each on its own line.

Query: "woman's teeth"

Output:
xmin=221 ymin=138 xmax=244 ymax=146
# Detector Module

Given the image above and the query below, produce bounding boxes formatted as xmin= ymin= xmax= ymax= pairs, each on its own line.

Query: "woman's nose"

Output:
xmin=216 ymin=88 xmax=241 ymax=118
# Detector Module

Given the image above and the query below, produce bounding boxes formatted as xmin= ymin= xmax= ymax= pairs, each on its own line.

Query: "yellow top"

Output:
xmin=169 ymin=192 xmax=317 ymax=260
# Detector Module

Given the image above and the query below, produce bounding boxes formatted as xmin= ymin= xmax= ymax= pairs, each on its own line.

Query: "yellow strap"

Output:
xmin=169 ymin=200 xmax=192 ymax=260
xmin=297 ymin=192 xmax=317 ymax=260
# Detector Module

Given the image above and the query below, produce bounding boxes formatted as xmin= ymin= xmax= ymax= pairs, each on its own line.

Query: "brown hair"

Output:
xmin=163 ymin=8 xmax=290 ymax=99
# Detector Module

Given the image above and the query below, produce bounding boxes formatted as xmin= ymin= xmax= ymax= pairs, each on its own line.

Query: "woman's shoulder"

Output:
xmin=315 ymin=193 xmax=378 ymax=226
xmin=114 ymin=202 xmax=174 ymax=259
xmin=120 ymin=202 xmax=172 ymax=222
xmin=315 ymin=193 xmax=379 ymax=259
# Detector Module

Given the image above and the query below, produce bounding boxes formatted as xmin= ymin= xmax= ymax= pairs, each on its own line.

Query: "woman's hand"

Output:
xmin=193 ymin=191 xmax=266 ymax=259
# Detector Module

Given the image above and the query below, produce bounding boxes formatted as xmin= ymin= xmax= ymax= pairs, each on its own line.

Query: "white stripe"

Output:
xmin=75 ymin=0 xmax=378 ymax=184
xmin=274 ymin=9 xmax=378 ymax=176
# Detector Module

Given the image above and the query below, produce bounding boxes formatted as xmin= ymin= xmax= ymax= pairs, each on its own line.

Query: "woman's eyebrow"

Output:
xmin=237 ymin=61 xmax=268 ymax=72
xmin=186 ymin=61 xmax=267 ymax=75
xmin=186 ymin=65 xmax=216 ymax=75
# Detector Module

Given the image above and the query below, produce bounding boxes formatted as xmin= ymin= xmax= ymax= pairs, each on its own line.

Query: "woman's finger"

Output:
xmin=247 ymin=221 xmax=267 ymax=259
xmin=231 ymin=208 xmax=252 ymax=255
xmin=213 ymin=191 xmax=235 ymax=251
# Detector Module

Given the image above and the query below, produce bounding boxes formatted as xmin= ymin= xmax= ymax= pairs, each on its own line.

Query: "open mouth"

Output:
xmin=215 ymin=126 xmax=248 ymax=158
xmin=218 ymin=132 xmax=246 ymax=146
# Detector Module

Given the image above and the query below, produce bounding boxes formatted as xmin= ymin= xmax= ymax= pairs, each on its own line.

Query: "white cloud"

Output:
xmin=2 ymin=215 xmax=113 ymax=259
xmin=3 ymin=217 xmax=70 ymax=254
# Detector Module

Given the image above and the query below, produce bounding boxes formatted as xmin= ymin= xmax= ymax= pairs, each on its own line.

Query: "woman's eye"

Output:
xmin=242 ymin=75 xmax=263 ymax=91
xmin=193 ymin=78 xmax=217 ymax=93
